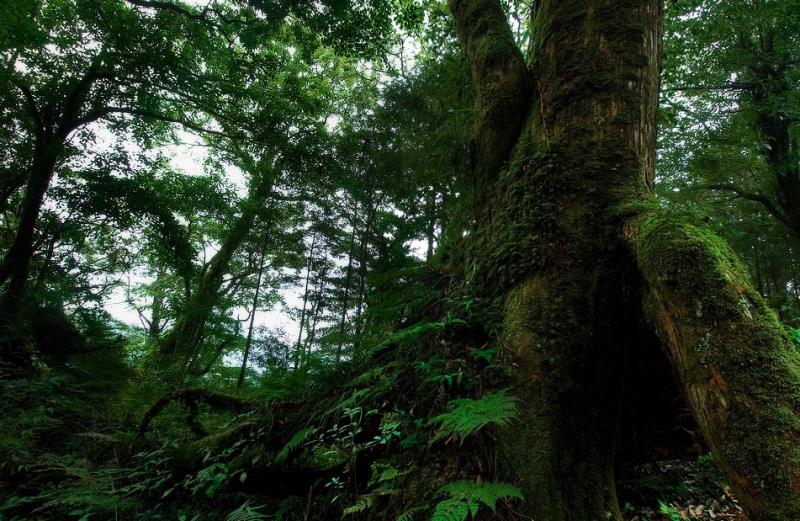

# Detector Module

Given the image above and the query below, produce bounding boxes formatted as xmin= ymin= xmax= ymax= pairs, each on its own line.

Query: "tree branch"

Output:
xmin=448 ymin=0 xmax=530 ymax=217
xmin=67 ymin=106 xmax=242 ymax=140
xmin=706 ymin=182 xmax=793 ymax=230
xmin=10 ymin=77 xmax=44 ymax=132
xmin=665 ymin=82 xmax=753 ymax=93
xmin=137 ymin=387 xmax=256 ymax=437
xmin=125 ymin=0 xmax=216 ymax=25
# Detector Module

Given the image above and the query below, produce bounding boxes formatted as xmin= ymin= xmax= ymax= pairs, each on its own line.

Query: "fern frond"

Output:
xmin=342 ymin=487 xmax=398 ymax=516
xmin=275 ymin=427 xmax=316 ymax=462
xmin=225 ymin=501 xmax=268 ymax=521
xmin=432 ymin=498 xmax=475 ymax=521
xmin=342 ymin=493 xmax=375 ymax=516
xmin=368 ymin=463 xmax=413 ymax=487
xmin=373 ymin=315 xmax=467 ymax=352
xmin=395 ymin=506 xmax=427 ymax=521
xmin=432 ymin=481 xmax=523 ymax=521
xmin=429 ymin=391 xmax=519 ymax=444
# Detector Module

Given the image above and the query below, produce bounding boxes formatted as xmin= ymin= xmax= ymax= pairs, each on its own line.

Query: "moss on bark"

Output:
xmin=626 ymin=209 xmax=800 ymax=520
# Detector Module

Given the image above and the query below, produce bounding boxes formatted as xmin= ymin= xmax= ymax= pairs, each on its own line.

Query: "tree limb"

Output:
xmin=67 ymin=106 xmax=241 ymax=140
xmin=665 ymin=82 xmax=753 ymax=93
xmin=448 ymin=0 xmax=530 ymax=218
xmin=706 ymin=182 xmax=793 ymax=231
xmin=137 ymin=387 xmax=257 ymax=437
xmin=626 ymin=209 xmax=800 ymax=519
xmin=10 ymin=77 xmax=44 ymax=133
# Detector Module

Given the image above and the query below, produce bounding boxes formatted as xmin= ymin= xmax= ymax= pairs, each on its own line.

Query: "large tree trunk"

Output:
xmin=0 ymin=62 xmax=102 ymax=312
xmin=449 ymin=0 xmax=800 ymax=519
xmin=0 ymin=140 xmax=61 ymax=308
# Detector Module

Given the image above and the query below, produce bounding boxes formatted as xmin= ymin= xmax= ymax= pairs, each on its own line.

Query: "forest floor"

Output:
xmin=0 ymin=343 xmax=750 ymax=521
xmin=620 ymin=459 xmax=746 ymax=520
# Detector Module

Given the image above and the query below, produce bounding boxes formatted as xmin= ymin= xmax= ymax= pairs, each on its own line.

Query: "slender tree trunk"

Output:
xmin=147 ymin=268 xmax=168 ymax=340
xmin=238 ymin=233 xmax=269 ymax=390
xmin=161 ymin=173 xmax=274 ymax=362
xmin=425 ymin=188 xmax=436 ymax=261
xmin=336 ymin=206 xmax=359 ymax=363
xmin=304 ymin=268 xmax=326 ymax=364
xmin=353 ymin=197 xmax=380 ymax=350
xmin=149 ymin=292 xmax=165 ymax=339
xmin=451 ymin=0 xmax=800 ymax=519
xmin=293 ymin=233 xmax=317 ymax=370
xmin=33 ymin=221 xmax=61 ymax=291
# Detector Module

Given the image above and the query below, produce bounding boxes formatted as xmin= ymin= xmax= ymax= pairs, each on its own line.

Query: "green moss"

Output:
xmin=628 ymin=208 xmax=800 ymax=519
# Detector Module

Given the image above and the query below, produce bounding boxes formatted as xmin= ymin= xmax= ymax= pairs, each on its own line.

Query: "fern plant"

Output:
xmin=225 ymin=501 xmax=269 ymax=521
xmin=373 ymin=315 xmax=467 ymax=352
xmin=342 ymin=462 xmax=410 ymax=516
xmin=342 ymin=487 xmax=400 ymax=516
xmin=396 ymin=506 xmax=427 ymax=521
xmin=429 ymin=391 xmax=518 ymax=444
xmin=275 ymin=426 xmax=316 ymax=462
xmin=432 ymin=481 xmax=523 ymax=521
xmin=658 ymin=501 xmax=684 ymax=521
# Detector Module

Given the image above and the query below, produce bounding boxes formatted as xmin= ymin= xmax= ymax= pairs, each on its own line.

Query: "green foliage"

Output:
xmin=396 ymin=506 xmax=427 ymax=521
xmin=342 ymin=462 xmax=410 ymax=516
xmin=659 ymin=0 xmax=800 ymax=322
xmin=225 ymin=501 xmax=269 ymax=521
xmin=658 ymin=501 xmax=684 ymax=521
xmin=3 ymin=0 xmax=792 ymax=519
xmin=790 ymin=327 xmax=800 ymax=348
xmin=186 ymin=462 xmax=230 ymax=497
xmin=431 ymin=481 xmax=523 ymax=521
xmin=275 ymin=426 xmax=317 ymax=462
xmin=373 ymin=315 xmax=468 ymax=352
xmin=429 ymin=391 xmax=519 ymax=444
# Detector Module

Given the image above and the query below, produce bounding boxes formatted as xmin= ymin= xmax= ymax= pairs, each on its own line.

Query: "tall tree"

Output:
xmin=449 ymin=0 xmax=800 ymax=519
xmin=0 ymin=0 xmax=250 ymax=309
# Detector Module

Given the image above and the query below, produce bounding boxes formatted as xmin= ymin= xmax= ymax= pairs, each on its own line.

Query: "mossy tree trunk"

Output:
xmin=626 ymin=214 xmax=800 ymax=519
xmin=448 ymin=0 xmax=800 ymax=519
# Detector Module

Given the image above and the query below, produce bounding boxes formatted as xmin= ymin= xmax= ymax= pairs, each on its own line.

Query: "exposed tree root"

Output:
xmin=138 ymin=387 xmax=257 ymax=437
xmin=626 ymin=209 xmax=800 ymax=520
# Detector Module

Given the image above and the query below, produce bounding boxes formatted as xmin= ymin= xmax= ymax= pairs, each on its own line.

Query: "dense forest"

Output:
xmin=1 ymin=0 xmax=799 ymax=519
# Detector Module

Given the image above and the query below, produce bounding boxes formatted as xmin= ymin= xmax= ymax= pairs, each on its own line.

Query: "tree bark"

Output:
xmin=450 ymin=0 xmax=660 ymax=517
xmin=0 ymin=61 xmax=103 ymax=311
xmin=148 ymin=269 xmax=168 ymax=340
xmin=450 ymin=0 xmax=800 ymax=519
xmin=448 ymin=0 xmax=529 ymax=223
xmin=0 ymin=140 xmax=62 ymax=307
xmin=625 ymin=212 xmax=800 ymax=519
